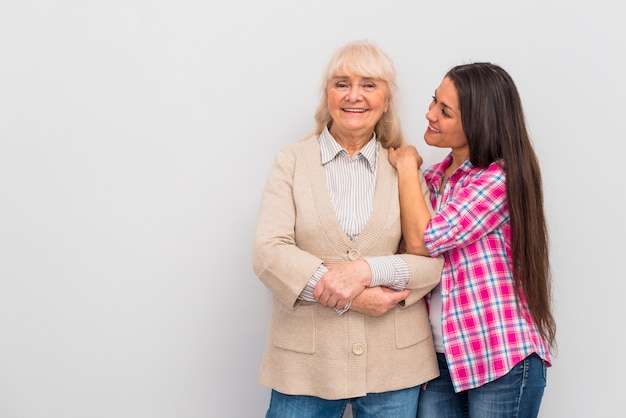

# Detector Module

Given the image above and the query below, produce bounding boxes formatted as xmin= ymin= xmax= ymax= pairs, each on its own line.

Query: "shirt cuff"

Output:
xmin=299 ymin=264 xmax=328 ymax=302
xmin=364 ymin=255 xmax=409 ymax=290
xmin=335 ymin=299 xmax=352 ymax=315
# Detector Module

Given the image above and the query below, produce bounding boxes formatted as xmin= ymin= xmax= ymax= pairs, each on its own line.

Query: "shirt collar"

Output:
xmin=319 ymin=126 xmax=378 ymax=172
xmin=426 ymin=153 xmax=474 ymax=192
xmin=435 ymin=153 xmax=474 ymax=175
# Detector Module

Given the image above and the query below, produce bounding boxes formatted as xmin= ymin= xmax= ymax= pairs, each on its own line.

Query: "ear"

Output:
xmin=384 ymin=96 xmax=392 ymax=113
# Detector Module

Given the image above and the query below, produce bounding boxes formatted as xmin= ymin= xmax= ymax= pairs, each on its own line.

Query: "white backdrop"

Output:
xmin=1 ymin=1 xmax=624 ymax=417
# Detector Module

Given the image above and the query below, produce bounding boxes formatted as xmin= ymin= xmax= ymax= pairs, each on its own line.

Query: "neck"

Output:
xmin=330 ymin=126 xmax=372 ymax=157
xmin=449 ymin=148 xmax=469 ymax=171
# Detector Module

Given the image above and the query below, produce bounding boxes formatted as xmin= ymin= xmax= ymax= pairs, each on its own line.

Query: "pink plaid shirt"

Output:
xmin=424 ymin=154 xmax=551 ymax=392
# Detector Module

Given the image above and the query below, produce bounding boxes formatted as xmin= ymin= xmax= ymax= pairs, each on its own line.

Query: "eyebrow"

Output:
xmin=434 ymin=89 xmax=453 ymax=112
xmin=332 ymin=75 xmax=379 ymax=82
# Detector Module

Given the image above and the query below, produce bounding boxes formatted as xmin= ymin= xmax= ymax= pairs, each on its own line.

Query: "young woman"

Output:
xmin=389 ymin=62 xmax=556 ymax=417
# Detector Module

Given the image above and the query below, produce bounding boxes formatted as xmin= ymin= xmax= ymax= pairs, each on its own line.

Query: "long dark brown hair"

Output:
xmin=446 ymin=62 xmax=556 ymax=350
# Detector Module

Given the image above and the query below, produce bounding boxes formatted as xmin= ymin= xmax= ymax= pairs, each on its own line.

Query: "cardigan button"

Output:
xmin=352 ymin=343 xmax=365 ymax=355
xmin=347 ymin=249 xmax=361 ymax=260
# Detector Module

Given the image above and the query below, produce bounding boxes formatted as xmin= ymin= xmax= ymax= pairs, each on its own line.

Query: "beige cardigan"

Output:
xmin=252 ymin=135 xmax=443 ymax=400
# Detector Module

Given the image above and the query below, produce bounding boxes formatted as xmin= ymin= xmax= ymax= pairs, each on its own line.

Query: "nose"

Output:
xmin=346 ymin=85 xmax=362 ymax=102
xmin=425 ymin=99 xmax=438 ymax=120
xmin=425 ymin=107 xmax=436 ymax=122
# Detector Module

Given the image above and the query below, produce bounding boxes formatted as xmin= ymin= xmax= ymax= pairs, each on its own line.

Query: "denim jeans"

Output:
xmin=417 ymin=352 xmax=547 ymax=418
xmin=266 ymin=385 xmax=421 ymax=418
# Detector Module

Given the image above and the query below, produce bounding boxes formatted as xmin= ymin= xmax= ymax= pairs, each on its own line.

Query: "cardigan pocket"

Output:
xmin=273 ymin=303 xmax=316 ymax=354
xmin=394 ymin=301 xmax=431 ymax=349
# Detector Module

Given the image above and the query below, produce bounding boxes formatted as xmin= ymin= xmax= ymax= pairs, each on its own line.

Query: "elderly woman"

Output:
xmin=252 ymin=40 xmax=443 ymax=417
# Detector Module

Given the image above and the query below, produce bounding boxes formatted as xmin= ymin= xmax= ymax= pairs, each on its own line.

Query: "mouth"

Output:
xmin=342 ymin=108 xmax=367 ymax=113
xmin=427 ymin=124 xmax=441 ymax=133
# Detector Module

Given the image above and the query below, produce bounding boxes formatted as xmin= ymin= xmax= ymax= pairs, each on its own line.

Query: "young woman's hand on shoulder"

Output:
xmin=388 ymin=145 xmax=423 ymax=170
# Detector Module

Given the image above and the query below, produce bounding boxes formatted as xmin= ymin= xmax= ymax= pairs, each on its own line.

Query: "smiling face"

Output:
xmin=327 ymin=73 xmax=390 ymax=144
xmin=424 ymin=76 xmax=469 ymax=156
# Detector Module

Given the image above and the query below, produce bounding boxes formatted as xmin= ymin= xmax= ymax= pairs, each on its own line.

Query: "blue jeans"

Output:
xmin=266 ymin=385 xmax=420 ymax=418
xmin=417 ymin=353 xmax=547 ymax=418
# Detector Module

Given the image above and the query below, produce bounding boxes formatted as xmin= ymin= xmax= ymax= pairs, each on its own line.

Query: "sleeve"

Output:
xmin=396 ymin=253 xmax=444 ymax=306
xmin=425 ymin=164 xmax=508 ymax=257
xmin=364 ymin=255 xmax=409 ymax=290
xmin=251 ymin=146 xmax=325 ymax=309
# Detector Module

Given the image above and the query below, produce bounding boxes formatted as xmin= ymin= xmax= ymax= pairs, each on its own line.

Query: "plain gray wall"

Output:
xmin=1 ymin=0 xmax=624 ymax=417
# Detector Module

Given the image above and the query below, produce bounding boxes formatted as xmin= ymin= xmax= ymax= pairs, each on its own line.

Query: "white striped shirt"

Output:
xmin=299 ymin=127 xmax=410 ymax=313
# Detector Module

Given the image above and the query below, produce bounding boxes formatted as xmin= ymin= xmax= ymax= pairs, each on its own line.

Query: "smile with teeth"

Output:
xmin=343 ymin=108 xmax=367 ymax=113
xmin=428 ymin=124 xmax=441 ymax=133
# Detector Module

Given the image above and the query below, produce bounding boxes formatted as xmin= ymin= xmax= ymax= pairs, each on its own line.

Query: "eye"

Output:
xmin=362 ymin=82 xmax=376 ymax=89
xmin=431 ymin=95 xmax=450 ymax=118
xmin=336 ymin=81 xmax=349 ymax=89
